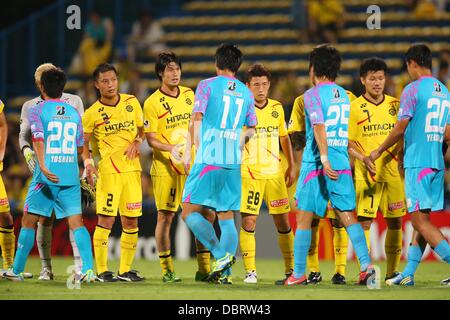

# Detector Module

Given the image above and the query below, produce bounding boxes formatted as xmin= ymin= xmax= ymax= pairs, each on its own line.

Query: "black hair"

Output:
xmin=245 ymin=63 xmax=272 ymax=83
xmin=215 ymin=43 xmax=243 ymax=73
xmin=93 ymin=63 xmax=118 ymax=81
xmin=360 ymin=57 xmax=388 ymax=78
xmin=309 ymin=44 xmax=341 ymax=81
xmin=405 ymin=44 xmax=432 ymax=69
xmin=40 ymin=68 xmax=66 ymax=99
xmin=155 ymin=51 xmax=182 ymax=81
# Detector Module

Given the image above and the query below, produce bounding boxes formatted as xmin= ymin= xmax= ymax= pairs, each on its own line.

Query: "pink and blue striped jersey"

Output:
xmin=29 ymin=99 xmax=84 ymax=186
xmin=193 ymin=75 xmax=257 ymax=168
xmin=303 ymin=82 xmax=351 ymax=170
xmin=398 ymin=76 xmax=450 ymax=169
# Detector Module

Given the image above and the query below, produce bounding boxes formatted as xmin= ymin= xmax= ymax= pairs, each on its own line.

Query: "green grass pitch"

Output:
xmin=1 ymin=257 xmax=449 ymax=300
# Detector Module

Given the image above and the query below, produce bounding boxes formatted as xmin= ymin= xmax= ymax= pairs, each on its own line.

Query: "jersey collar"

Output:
xmin=99 ymin=94 xmax=121 ymax=107
xmin=362 ymin=93 xmax=385 ymax=106
xmin=255 ymin=99 xmax=269 ymax=110
xmin=159 ymin=86 xmax=180 ymax=99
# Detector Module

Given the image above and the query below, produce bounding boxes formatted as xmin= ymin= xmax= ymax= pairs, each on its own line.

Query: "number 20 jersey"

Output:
xmin=303 ymin=82 xmax=351 ymax=170
xmin=29 ymin=100 xmax=84 ymax=186
xmin=398 ymin=76 xmax=450 ymax=170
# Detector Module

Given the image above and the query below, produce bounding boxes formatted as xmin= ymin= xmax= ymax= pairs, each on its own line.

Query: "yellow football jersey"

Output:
xmin=242 ymin=98 xmax=287 ymax=179
xmin=0 ymin=99 xmax=4 ymax=113
xmin=348 ymin=94 xmax=401 ymax=182
xmin=82 ymin=94 xmax=143 ymax=174
xmin=288 ymin=90 xmax=356 ymax=134
xmin=143 ymin=86 xmax=194 ymax=176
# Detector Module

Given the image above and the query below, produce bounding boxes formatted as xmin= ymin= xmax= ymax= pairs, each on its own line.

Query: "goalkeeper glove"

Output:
xmin=23 ymin=146 xmax=36 ymax=174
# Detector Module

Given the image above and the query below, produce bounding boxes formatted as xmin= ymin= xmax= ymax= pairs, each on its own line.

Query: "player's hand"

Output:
xmin=323 ymin=161 xmax=339 ymax=180
xmin=285 ymin=165 xmax=296 ymax=188
xmin=398 ymin=160 xmax=404 ymax=178
xmin=170 ymin=144 xmax=185 ymax=162
xmin=369 ymin=149 xmax=381 ymax=163
xmin=40 ymin=166 xmax=59 ymax=183
xmin=124 ymin=140 xmax=141 ymax=160
xmin=182 ymin=148 xmax=192 ymax=175
xmin=363 ymin=156 xmax=377 ymax=176
xmin=23 ymin=146 xmax=36 ymax=174
xmin=85 ymin=163 xmax=98 ymax=188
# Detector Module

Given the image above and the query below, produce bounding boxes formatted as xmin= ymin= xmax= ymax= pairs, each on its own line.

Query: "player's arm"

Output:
xmin=19 ymin=102 xmax=36 ymax=173
xmin=313 ymin=124 xmax=338 ymax=180
xmin=370 ymin=119 xmax=409 ymax=163
xmin=0 ymin=111 xmax=7 ymax=172
xmin=125 ymin=126 xmax=144 ymax=160
xmin=280 ymin=134 xmax=295 ymax=187
xmin=348 ymin=140 xmax=376 ymax=175
xmin=183 ymin=112 xmax=202 ymax=174
xmin=81 ymin=112 xmax=98 ymax=187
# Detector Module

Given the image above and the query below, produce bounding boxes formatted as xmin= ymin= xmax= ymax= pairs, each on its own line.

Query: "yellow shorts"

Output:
xmin=96 ymin=171 xmax=142 ymax=218
xmin=241 ymin=176 xmax=290 ymax=215
xmin=152 ymin=174 xmax=186 ymax=212
xmin=324 ymin=202 xmax=336 ymax=219
xmin=355 ymin=179 xmax=406 ymax=219
xmin=0 ymin=176 xmax=10 ymax=213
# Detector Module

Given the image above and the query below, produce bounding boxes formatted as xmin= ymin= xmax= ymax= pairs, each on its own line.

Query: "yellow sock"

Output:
xmin=93 ymin=226 xmax=111 ymax=274
xmin=333 ymin=227 xmax=348 ymax=276
xmin=278 ymin=229 xmax=294 ymax=274
xmin=240 ymin=227 xmax=256 ymax=272
xmin=385 ymin=228 xmax=402 ymax=278
xmin=0 ymin=226 xmax=15 ymax=269
xmin=119 ymin=228 xmax=138 ymax=275
xmin=196 ymin=250 xmax=211 ymax=274
xmin=159 ymin=250 xmax=174 ymax=274
xmin=364 ymin=229 xmax=371 ymax=252
xmin=307 ymin=225 xmax=320 ymax=273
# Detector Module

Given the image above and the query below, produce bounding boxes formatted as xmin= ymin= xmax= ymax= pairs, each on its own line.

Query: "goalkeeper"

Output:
xmin=19 ymin=63 xmax=86 ymax=280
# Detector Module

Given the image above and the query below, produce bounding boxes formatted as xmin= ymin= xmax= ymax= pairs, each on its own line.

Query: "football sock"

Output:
xmin=93 ymin=226 xmax=110 ymax=274
xmin=333 ymin=226 xmax=348 ymax=276
xmin=13 ymin=228 xmax=35 ymax=274
xmin=185 ymin=212 xmax=226 ymax=259
xmin=36 ymin=222 xmax=52 ymax=269
xmin=219 ymin=219 xmax=237 ymax=276
xmin=434 ymin=240 xmax=450 ymax=264
xmin=307 ymin=225 xmax=320 ymax=273
xmin=72 ymin=226 xmax=93 ymax=273
xmin=240 ymin=227 xmax=256 ymax=272
xmin=346 ymin=223 xmax=371 ymax=271
xmin=69 ymin=228 xmax=82 ymax=273
xmin=0 ymin=225 xmax=15 ymax=269
xmin=196 ymin=249 xmax=211 ymax=274
xmin=385 ymin=228 xmax=402 ymax=277
xmin=119 ymin=227 xmax=138 ymax=274
xmin=293 ymin=229 xmax=311 ymax=278
xmin=278 ymin=229 xmax=294 ymax=274
xmin=403 ymin=244 xmax=424 ymax=277
xmin=159 ymin=250 xmax=173 ymax=274
xmin=364 ymin=228 xmax=371 ymax=252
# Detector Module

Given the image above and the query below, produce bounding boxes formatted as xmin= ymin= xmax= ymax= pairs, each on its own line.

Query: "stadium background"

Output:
xmin=0 ymin=0 xmax=449 ymax=262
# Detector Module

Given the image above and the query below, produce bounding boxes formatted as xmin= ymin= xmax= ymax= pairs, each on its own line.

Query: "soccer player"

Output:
xmin=285 ymin=44 xmax=374 ymax=286
xmin=239 ymin=63 xmax=295 ymax=284
xmin=143 ymin=51 xmax=214 ymax=282
xmin=369 ymin=44 xmax=450 ymax=286
xmin=82 ymin=63 xmax=145 ymax=282
xmin=19 ymin=63 xmax=85 ymax=280
xmin=181 ymin=43 xmax=257 ymax=283
xmin=287 ymin=86 xmax=356 ymax=285
xmin=2 ymin=68 xmax=94 ymax=282
xmin=348 ymin=58 xmax=405 ymax=281
xmin=0 ymin=98 xmax=17 ymax=275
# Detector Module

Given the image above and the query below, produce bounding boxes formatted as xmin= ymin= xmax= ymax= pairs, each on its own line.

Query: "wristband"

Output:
xmin=320 ymin=155 xmax=328 ymax=164
xmin=84 ymin=158 xmax=94 ymax=168
xmin=134 ymin=136 xmax=143 ymax=143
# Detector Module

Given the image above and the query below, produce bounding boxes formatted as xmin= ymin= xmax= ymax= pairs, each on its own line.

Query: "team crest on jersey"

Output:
xmin=126 ymin=105 xmax=133 ymax=112
xmin=56 ymin=106 xmax=65 ymax=115
xmin=186 ymin=98 xmax=192 ymax=105
xmin=389 ymin=106 xmax=397 ymax=116
xmin=333 ymin=88 xmax=340 ymax=98
xmin=228 ymin=81 xmax=236 ymax=91
xmin=272 ymin=110 xmax=279 ymax=118
xmin=434 ymin=82 xmax=442 ymax=92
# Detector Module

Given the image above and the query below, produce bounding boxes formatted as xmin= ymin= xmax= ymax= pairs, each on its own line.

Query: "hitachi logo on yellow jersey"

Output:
xmin=255 ymin=126 xmax=279 ymax=133
xmin=363 ymin=123 xmax=395 ymax=132
xmin=166 ymin=112 xmax=191 ymax=124
xmin=104 ymin=120 xmax=135 ymax=132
